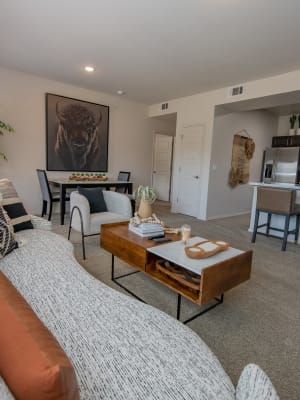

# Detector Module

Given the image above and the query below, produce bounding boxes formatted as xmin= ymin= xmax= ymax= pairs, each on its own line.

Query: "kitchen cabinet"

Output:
xmin=272 ymin=135 xmax=300 ymax=147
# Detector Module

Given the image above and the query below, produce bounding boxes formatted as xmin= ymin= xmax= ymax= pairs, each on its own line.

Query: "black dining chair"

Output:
xmin=36 ymin=169 xmax=70 ymax=221
xmin=116 ymin=171 xmax=131 ymax=193
xmin=116 ymin=171 xmax=135 ymax=214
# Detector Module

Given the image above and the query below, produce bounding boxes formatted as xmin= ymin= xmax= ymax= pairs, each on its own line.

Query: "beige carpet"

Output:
xmin=52 ymin=203 xmax=300 ymax=400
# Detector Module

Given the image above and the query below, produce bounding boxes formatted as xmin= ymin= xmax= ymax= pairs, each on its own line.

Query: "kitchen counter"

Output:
xmin=249 ymin=181 xmax=300 ymax=189
xmin=248 ymin=182 xmax=300 ymax=245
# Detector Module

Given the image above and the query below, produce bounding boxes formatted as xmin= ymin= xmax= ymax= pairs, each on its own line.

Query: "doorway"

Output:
xmin=176 ymin=124 xmax=205 ymax=217
xmin=151 ymin=113 xmax=177 ymax=203
xmin=152 ymin=134 xmax=173 ymax=201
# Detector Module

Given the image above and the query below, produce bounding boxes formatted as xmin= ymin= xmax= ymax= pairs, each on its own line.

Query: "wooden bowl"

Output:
xmin=185 ymin=240 xmax=229 ymax=259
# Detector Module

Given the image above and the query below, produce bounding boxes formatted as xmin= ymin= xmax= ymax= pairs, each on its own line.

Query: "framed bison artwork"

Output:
xmin=46 ymin=93 xmax=109 ymax=172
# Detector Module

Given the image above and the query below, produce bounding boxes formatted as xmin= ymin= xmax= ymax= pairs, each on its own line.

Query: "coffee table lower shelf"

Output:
xmin=111 ymin=255 xmax=224 ymax=324
xmin=101 ymin=222 xmax=252 ymax=325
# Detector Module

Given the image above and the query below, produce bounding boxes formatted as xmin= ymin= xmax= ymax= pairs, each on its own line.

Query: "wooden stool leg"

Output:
xmin=282 ymin=215 xmax=290 ymax=251
xmin=251 ymin=209 xmax=260 ymax=243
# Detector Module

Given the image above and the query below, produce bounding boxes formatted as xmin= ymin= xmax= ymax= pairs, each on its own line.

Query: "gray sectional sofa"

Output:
xmin=0 ymin=217 xmax=279 ymax=399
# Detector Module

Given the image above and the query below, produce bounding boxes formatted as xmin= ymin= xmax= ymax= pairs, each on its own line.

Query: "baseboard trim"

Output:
xmin=207 ymin=211 xmax=250 ymax=220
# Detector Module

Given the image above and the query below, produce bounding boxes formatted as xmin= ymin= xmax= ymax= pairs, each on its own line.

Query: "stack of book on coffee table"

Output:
xmin=128 ymin=222 xmax=164 ymax=238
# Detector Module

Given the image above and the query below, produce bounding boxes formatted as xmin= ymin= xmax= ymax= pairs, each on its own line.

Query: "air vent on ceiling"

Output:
xmin=228 ymin=85 xmax=244 ymax=97
xmin=161 ymin=102 xmax=169 ymax=110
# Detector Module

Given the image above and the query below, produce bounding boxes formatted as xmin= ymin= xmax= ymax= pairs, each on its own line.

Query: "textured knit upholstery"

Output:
xmin=0 ymin=210 xmax=279 ymax=399
xmin=0 ymin=376 xmax=14 ymax=400
xmin=0 ymin=272 xmax=79 ymax=400
xmin=236 ymin=363 xmax=279 ymax=400
xmin=1 ymin=228 xmax=236 ymax=400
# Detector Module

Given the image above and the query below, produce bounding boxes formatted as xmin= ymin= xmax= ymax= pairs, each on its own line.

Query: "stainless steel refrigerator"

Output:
xmin=262 ymin=147 xmax=300 ymax=184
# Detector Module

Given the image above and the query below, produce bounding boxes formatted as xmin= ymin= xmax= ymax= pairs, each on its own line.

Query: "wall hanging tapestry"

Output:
xmin=228 ymin=130 xmax=255 ymax=188
xmin=46 ymin=93 xmax=109 ymax=172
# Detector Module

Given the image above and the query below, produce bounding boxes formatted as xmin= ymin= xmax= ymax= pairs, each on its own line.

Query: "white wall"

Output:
xmin=149 ymin=68 xmax=300 ymax=219
xmin=150 ymin=116 xmax=177 ymax=137
xmin=277 ymin=114 xmax=300 ymax=136
xmin=0 ymin=67 xmax=169 ymax=215
xmin=206 ymin=111 xmax=277 ymax=219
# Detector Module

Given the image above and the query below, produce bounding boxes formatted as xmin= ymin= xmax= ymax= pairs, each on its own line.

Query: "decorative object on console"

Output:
xmin=46 ymin=93 xmax=109 ymax=172
xmin=164 ymin=226 xmax=181 ymax=234
xmin=297 ymin=114 xmax=300 ymax=136
xmin=289 ymin=114 xmax=297 ymax=135
xmin=69 ymin=173 xmax=108 ymax=181
xmin=181 ymin=224 xmax=191 ymax=244
xmin=228 ymin=130 xmax=255 ymax=188
xmin=136 ymin=185 xmax=157 ymax=218
xmin=185 ymin=240 xmax=229 ymax=259
xmin=156 ymin=259 xmax=201 ymax=292
xmin=129 ymin=212 xmax=165 ymax=238
xmin=130 ymin=213 xmax=182 ymax=236
xmin=0 ymin=120 xmax=14 ymax=161
xmin=128 ymin=222 xmax=164 ymax=238
xmin=130 ymin=212 xmax=164 ymax=227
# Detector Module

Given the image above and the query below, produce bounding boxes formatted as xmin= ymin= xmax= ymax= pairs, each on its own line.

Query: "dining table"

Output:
xmin=48 ymin=178 xmax=133 ymax=225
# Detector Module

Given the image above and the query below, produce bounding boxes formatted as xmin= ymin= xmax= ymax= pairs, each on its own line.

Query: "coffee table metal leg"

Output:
xmin=182 ymin=294 xmax=224 ymax=325
xmin=110 ymin=254 xmax=225 ymax=323
xmin=177 ymin=294 xmax=182 ymax=320
xmin=111 ymin=255 xmax=146 ymax=303
xmin=111 ymin=255 xmax=115 ymax=280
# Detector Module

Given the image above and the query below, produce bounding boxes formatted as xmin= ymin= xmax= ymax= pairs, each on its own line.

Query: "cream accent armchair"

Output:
xmin=68 ymin=190 xmax=132 ymax=259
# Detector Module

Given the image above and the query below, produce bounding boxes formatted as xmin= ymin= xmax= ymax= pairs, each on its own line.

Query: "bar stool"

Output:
xmin=251 ymin=187 xmax=300 ymax=251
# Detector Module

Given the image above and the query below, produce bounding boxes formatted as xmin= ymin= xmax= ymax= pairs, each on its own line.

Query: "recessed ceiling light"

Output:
xmin=84 ymin=66 xmax=95 ymax=72
xmin=117 ymin=90 xmax=125 ymax=95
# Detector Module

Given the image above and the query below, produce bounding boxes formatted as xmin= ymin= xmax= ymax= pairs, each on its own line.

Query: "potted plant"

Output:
xmin=297 ymin=115 xmax=300 ymax=136
xmin=136 ymin=185 xmax=157 ymax=218
xmin=0 ymin=120 xmax=14 ymax=160
xmin=289 ymin=114 xmax=297 ymax=135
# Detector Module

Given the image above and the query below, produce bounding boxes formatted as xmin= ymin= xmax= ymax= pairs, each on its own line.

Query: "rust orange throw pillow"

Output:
xmin=0 ymin=272 xmax=79 ymax=400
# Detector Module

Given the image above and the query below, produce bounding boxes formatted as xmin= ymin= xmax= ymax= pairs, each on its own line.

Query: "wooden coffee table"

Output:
xmin=101 ymin=222 xmax=252 ymax=324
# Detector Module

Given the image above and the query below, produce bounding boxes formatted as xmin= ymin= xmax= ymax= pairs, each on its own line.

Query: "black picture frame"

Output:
xmin=46 ymin=93 xmax=109 ymax=172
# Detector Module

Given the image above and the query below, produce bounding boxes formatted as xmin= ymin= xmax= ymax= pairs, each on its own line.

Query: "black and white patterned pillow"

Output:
xmin=0 ymin=206 xmax=18 ymax=258
xmin=0 ymin=179 xmax=33 ymax=232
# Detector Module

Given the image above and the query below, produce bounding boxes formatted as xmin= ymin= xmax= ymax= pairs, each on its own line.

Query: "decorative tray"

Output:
xmin=185 ymin=240 xmax=229 ymax=259
xmin=156 ymin=260 xmax=200 ymax=291
xmin=69 ymin=175 xmax=108 ymax=181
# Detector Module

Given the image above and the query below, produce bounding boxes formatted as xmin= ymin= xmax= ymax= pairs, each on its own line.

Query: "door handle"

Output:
xmin=193 ymin=175 xmax=199 ymax=179
xmin=153 ymin=171 xmax=157 ymax=174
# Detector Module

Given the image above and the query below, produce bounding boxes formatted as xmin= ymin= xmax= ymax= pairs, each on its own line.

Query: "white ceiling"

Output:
xmin=216 ymin=90 xmax=300 ymax=116
xmin=2 ymin=0 xmax=300 ymax=104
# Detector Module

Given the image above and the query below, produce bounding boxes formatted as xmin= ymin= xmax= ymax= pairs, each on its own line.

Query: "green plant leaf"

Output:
xmin=136 ymin=185 xmax=157 ymax=203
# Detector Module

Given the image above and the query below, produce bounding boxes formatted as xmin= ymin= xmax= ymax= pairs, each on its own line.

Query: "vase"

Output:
xmin=289 ymin=129 xmax=295 ymax=136
xmin=296 ymin=128 xmax=300 ymax=136
xmin=138 ymin=199 xmax=152 ymax=218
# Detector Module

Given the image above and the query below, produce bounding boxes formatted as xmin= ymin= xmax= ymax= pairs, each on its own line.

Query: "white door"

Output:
xmin=152 ymin=134 xmax=173 ymax=201
xmin=176 ymin=125 xmax=205 ymax=217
